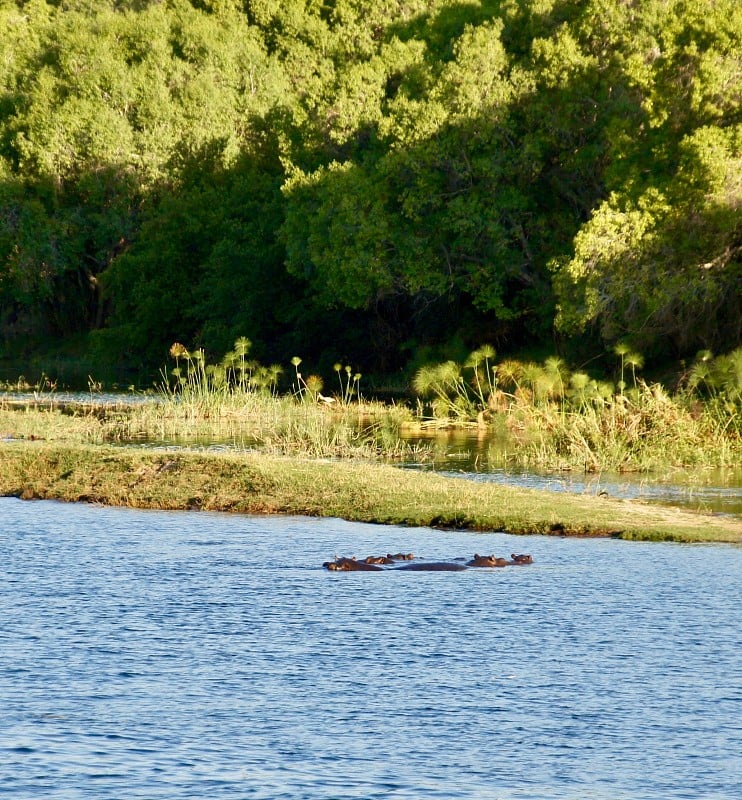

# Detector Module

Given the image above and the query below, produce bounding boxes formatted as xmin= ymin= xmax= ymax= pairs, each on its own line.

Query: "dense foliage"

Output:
xmin=0 ymin=0 xmax=740 ymax=381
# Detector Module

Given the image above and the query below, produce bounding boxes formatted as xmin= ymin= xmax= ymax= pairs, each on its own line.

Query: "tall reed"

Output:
xmin=123 ymin=339 xmax=419 ymax=460
xmin=412 ymin=346 xmax=741 ymax=472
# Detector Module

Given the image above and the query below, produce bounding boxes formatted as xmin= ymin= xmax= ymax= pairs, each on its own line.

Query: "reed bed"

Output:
xmin=0 ymin=401 xmax=421 ymax=462
xmin=1 ymin=340 xmax=421 ymax=462
xmin=2 ymin=339 xmax=740 ymax=474
xmin=413 ymin=345 xmax=742 ymax=473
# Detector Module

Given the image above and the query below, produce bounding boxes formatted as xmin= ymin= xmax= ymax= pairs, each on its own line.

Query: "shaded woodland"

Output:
xmin=0 ymin=0 xmax=740 ymax=383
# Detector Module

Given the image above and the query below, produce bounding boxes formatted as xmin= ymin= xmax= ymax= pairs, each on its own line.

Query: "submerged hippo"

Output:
xmin=323 ymin=557 xmax=383 ymax=572
xmin=467 ymin=553 xmax=510 ymax=568
xmin=363 ymin=555 xmax=395 ymax=565
xmin=324 ymin=552 xmax=534 ymax=571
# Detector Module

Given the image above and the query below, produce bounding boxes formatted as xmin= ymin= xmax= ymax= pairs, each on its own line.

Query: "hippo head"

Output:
xmin=364 ymin=555 xmax=395 ymax=565
xmin=323 ymin=557 xmax=383 ymax=572
xmin=510 ymin=553 xmax=534 ymax=564
xmin=467 ymin=554 xmax=509 ymax=567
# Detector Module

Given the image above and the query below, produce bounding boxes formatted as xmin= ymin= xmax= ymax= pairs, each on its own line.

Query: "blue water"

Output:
xmin=1 ymin=498 xmax=740 ymax=799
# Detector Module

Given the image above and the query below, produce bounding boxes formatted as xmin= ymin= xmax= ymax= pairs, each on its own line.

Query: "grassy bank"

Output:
xmin=1 ymin=440 xmax=740 ymax=543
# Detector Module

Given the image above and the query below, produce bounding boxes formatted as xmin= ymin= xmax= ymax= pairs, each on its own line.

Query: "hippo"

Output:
xmin=467 ymin=553 xmax=510 ymax=568
xmin=323 ymin=557 xmax=383 ymax=572
xmin=324 ymin=552 xmax=535 ymax=571
xmin=363 ymin=555 xmax=395 ymax=565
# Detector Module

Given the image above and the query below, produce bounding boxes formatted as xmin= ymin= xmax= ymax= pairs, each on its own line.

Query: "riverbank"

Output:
xmin=1 ymin=441 xmax=740 ymax=543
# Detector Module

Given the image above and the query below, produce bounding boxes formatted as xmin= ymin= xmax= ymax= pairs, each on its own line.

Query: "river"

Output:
xmin=1 ymin=497 xmax=740 ymax=799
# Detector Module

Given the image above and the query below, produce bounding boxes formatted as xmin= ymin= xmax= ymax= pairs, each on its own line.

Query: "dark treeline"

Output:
xmin=0 ymin=0 xmax=740 ymax=385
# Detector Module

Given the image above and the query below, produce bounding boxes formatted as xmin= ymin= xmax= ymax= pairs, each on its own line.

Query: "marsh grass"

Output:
xmin=1 ymin=395 xmax=421 ymax=461
xmin=1 ymin=338 xmax=420 ymax=462
xmin=124 ymin=392 xmax=416 ymax=458
xmin=413 ymin=346 xmax=742 ymax=472
xmin=0 ymin=406 xmax=105 ymax=442
xmin=499 ymin=382 xmax=735 ymax=472
xmin=3 ymin=340 xmax=739 ymax=473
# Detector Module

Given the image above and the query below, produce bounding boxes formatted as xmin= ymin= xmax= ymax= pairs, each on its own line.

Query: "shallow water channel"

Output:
xmin=1 ymin=497 xmax=740 ymax=799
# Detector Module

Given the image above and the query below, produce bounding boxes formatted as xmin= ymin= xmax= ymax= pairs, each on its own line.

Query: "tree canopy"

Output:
xmin=0 ymin=0 xmax=739 ymax=379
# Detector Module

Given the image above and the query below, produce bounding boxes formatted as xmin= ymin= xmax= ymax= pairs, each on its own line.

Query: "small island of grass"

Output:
xmin=1 ymin=341 xmax=740 ymax=544
xmin=1 ymin=439 xmax=741 ymax=543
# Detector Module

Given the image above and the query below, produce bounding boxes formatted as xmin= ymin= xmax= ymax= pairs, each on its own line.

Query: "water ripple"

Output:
xmin=1 ymin=497 xmax=740 ymax=799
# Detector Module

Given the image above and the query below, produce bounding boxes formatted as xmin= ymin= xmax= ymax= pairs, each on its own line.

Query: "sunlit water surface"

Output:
xmin=1 ymin=497 xmax=740 ymax=799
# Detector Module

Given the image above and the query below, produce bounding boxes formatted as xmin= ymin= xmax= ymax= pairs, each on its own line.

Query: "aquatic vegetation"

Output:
xmin=411 ymin=346 xmax=741 ymax=472
xmin=1 ymin=340 xmax=739 ymax=474
xmin=1 ymin=339 xmax=419 ymax=462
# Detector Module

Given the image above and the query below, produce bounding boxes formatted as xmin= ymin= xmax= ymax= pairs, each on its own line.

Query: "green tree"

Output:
xmin=553 ymin=0 xmax=742 ymax=356
xmin=554 ymin=124 xmax=742 ymax=354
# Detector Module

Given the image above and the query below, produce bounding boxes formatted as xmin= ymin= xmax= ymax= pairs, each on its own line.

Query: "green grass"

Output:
xmin=0 ymin=394 xmax=421 ymax=461
xmin=413 ymin=346 xmax=742 ymax=473
xmin=1 ymin=440 xmax=740 ymax=543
